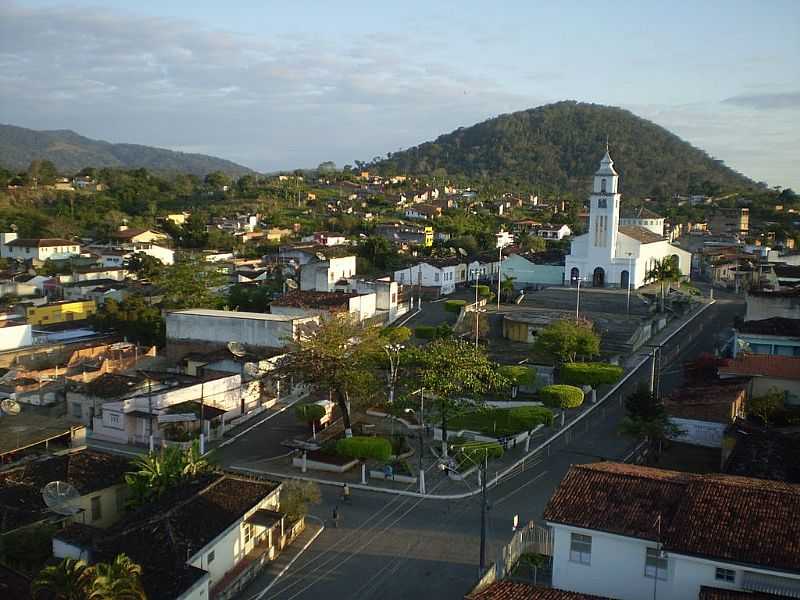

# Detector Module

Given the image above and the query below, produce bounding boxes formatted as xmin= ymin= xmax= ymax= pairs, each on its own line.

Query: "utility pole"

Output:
xmin=147 ymin=376 xmax=153 ymax=453
xmin=473 ymin=269 xmax=480 ymax=348
xmin=479 ymin=454 xmax=489 ymax=573
xmin=649 ymin=346 xmax=658 ymax=395
xmin=496 ymin=244 xmax=503 ymax=312
xmin=418 ymin=431 xmax=426 ymax=495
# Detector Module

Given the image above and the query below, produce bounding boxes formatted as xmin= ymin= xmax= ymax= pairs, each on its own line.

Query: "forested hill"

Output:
xmin=0 ymin=124 xmax=253 ymax=177
xmin=371 ymin=101 xmax=754 ymax=198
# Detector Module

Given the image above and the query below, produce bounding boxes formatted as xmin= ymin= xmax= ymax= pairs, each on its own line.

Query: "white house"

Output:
xmin=0 ymin=317 xmax=33 ymax=351
xmin=0 ymin=235 xmax=81 ymax=263
xmin=299 ymin=255 xmax=357 ymax=292
xmin=393 ymin=259 xmax=465 ymax=295
xmin=300 ymin=231 xmax=348 ymax=246
xmin=533 ymin=224 xmax=572 ymax=240
xmin=564 ymin=149 xmax=691 ymax=288
xmin=544 ymin=462 xmax=800 ymax=600
xmin=271 ymin=290 xmax=377 ymax=322
xmin=620 ymin=207 xmax=665 ymax=236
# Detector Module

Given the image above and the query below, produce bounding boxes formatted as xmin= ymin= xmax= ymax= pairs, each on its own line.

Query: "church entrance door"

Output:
xmin=592 ymin=267 xmax=605 ymax=288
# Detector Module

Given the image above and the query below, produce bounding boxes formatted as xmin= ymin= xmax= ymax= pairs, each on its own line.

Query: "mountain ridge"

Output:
xmin=0 ymin=124 xmax=253 ymax=177
xmin=370 ymin=101 xmax=755 ymax=198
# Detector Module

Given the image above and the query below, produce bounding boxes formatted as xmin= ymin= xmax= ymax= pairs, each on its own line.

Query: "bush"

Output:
xmin=444 ymin=299 xmax=467 ymax=314
xmin=295 ymin=403 xmax=326 ymax=422
xmin=415 ymin=325 xmax=436 ymax=339
xmin=498 ymin=365 xmax=537 ymax=387
xmin=335 ymin=436 xmax=392 ymax=461
xmin=539 ymin=384 xmax=585 ymax=409
xmin=449 ymin=405 xmax=553 ymax=436
xmin=476 ymin=284 xmax=492 ymax=298
xmin=451 ymin=440 xmax=503 ymax=470
xmin=559 ymin=362 xmax=623 ymax=387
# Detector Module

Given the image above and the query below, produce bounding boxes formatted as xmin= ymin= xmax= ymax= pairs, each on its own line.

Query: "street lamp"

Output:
xmin=404 ymin=407 xmax=426 ymax=495
xmin=440 ymin=450 xmax=490 ymax=573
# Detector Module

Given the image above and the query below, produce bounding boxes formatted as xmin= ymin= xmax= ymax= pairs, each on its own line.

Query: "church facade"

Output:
xmin=564 ymin=150 xmax=691 ymax=289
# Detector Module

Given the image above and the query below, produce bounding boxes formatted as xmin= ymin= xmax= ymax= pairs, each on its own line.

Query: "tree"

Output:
xmin=204 ymin=171 xmax=231 ymax=190
xmin=125 ymin=252 xmax=163 ymax=279
xmin=125 ymin=442 xmax=210 ymax=507
xmin=747 ymin=387 xmax=783 ymax=426
xmin=499 ymin=275 xmax=516 ymax=303
xmin=645 ymin=257 xmax=683 ymax=312
xmin=533 ymin=319 xmax=600 ymax=363
xmin=317 ymin=161 xmax=337 ymax=174
xmin=28 ymin=160 xmax=59 ymax=186
xmin=89 ymin=554 xmax=146 ymax=600
xmin=498 ymin=365 xmax=536 ymax=398
xmin=90 ymin=296 xmax=164 ymax=347
xmin=619 ymin=385 xmax=682 ymax=462
xmin=154 ymin=255 xmax=225 ymax=309
xmin=519 ymin=234 xmax=546 ymax=252
xmin=280 ymin=480 xmax=321 ymax=522
xmin=31 ymin=558 xmax=94 ymax=600
xmin=284 ymin=317 xmax=384 ymax=437
xmin=406 ymin=339 xmax=507 ymax=453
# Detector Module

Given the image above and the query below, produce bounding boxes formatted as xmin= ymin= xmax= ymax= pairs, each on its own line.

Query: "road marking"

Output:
xmin=248 ymin=515 xmax=325 ymax=600
xmin=215 ymin=395 xmax=303 ymax=451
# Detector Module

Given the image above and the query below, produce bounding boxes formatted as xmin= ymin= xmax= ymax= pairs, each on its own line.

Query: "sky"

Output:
xmin=1 ymin=0 xmax=798 ymax=189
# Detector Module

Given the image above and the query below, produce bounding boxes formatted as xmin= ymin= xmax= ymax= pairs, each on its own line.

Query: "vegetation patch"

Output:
xmin=538 ymin=384 xmax=585 ymax=409
xmin=335 ymin=436 xmax=393 ymax=462
xmin=559 ymin=362 xmax=623 ymax=387
xmin=498 ymin=365 xmax=538 ymax=387
xmin=444 ymin=299 xmax=467 ymax=314
xmin=295 ymin=403 xmax=326 ymax=422
xmin=449 ymin=406 xmax=554 ymax=437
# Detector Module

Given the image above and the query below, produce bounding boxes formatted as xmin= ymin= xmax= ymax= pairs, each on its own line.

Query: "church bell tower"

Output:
xmin=588 ymin=145 xmax=621 ymax=258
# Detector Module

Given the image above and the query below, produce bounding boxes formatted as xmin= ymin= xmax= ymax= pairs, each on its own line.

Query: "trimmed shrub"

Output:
xmin=444 ymin=299 xmax=467 ymax=314
xmin=449 ymin=405 xmax=553 ymax=436
xmin=415 ymin=325 xmax=436 ymax=339
xmin=498 ymin=365 xmax=537 ymax=387
xmin=295 ymin=403 xmax=326 ymax=422
xmin=559 ymin=362 xmax=623 ymax=387
xmin=451 ymin=440 xmax=503 ymax=469
xmin=476 ymin=284 xmax=492 ymax=298
xmin=539 ymin=384 xmax=585 ymax=409
xmin=335 ymin=436 xmax=392 ymax=462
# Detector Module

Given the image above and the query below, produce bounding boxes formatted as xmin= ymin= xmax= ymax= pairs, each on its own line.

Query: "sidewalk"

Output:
xmin=237 ymin=516 xmax=324 ymax=600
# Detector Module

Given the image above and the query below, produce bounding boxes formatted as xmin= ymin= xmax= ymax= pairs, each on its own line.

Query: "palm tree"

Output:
xmin=89 ymin=554 xmax=146 ymax=600
xmin=645 ymin=257 xmax=682 ymax=312
xmin=181 ymin=440 xmax=209 ymax=477
xmin=31 ymin=558 xmax=94 ymax=600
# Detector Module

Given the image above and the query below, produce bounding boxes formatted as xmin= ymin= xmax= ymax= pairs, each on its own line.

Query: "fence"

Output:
xmin=487 ymin=299 xmax=716 ymax=489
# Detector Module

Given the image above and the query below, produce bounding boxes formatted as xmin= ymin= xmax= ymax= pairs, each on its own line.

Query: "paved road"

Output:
xmin=228 ymin=291 xmax=744 ymax=600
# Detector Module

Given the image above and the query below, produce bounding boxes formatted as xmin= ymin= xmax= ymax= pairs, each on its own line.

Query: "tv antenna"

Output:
xmin=42 ymin=481 xmax=81 ymax=516
xmin=1 ymin=399 xmax=21 ymax=416
xmin=227 ymin=341 xmax=247 ymax=358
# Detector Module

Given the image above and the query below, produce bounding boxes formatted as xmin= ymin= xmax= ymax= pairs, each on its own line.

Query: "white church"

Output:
xmin=565 ymin=148 xmax=691 ymax=289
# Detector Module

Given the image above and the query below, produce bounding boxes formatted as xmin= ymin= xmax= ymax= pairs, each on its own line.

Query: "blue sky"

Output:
xmin=1 ymin=0 xmax=798 ymax=188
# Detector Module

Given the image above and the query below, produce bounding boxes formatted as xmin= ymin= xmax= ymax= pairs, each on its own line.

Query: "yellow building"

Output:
xmin=163 ymin=212 xmax=190 ymax=226
xmin=25 ymin=299 xmax=97 ymax=325
xmin=424 ymin=226 xmax=434 ymax=247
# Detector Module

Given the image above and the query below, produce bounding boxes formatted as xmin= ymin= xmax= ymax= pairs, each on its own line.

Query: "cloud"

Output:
xmin=0 ymin=1 xmax=529 ymax=170
xmin=721 ymin=92 xmax=800 ymax=110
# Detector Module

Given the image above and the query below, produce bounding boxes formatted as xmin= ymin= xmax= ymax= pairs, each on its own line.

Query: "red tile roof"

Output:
xmin=719 ymin=354 xmax=800 ymax=380
xmin=618 ymin=225 xmax=664 ymax=244
xmin=467 ymin=582 xmax=616 ymax=600
xmin=5 ymin=238 xmax=76 ymax=247
xmin=543 ymin=462 xmax=800 ymax=574
xmin=664 ymin=381 xmax=747 ymax=423
xmin=737 ymin=317 xmax=800 ymax=338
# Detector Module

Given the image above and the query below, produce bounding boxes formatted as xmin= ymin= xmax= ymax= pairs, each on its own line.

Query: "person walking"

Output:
xmin=342 ymin=483 xmax=351 ymax=504
xmin=332 ymin=506 xmax=340 ymax=528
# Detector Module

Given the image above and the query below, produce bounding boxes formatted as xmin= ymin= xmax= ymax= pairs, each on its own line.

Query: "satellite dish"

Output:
xmin=458 ymin=248 xmax=467 ymax=257
xmin=42 ymin=481 xmax=81 ymax=516
xmin=227 ymin=341 xmax=247 ymax=357
xmin=315 ymin=252 xmax=327 ymax=261
xmin=1 ymin=399 xmax=20 ymax=416
xmin=285 ymin=278 xmax=298 ymax=290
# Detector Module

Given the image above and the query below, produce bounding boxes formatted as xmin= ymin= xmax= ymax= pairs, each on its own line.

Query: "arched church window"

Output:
xmin=601 ymin=178 xmax=607 ymax=193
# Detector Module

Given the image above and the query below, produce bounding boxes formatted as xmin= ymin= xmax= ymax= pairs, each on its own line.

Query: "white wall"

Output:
xmin=550 ymin=524 xmax=800 ymax=600
xmin=166 ymin=310 xmax=312 ymax=350
xmin=669 ymin=418 xmax=726 ymax=447
xmin=0 ymin=323 xmax=32 ymax=350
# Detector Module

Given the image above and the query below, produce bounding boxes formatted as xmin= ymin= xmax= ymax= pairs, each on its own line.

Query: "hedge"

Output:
xmin=539 ymin=384 xmax=585 ymax=409
xmin=449 ymin=406 xmax=554 ymax=436
xmin=498 ymin=365 xmax=537 ymax=386
xmin=335 ymin=436 xmax=392 ymax=461
xmin=444 ymin=299 xmax=467 ymax=314
xmin=559 ymin=362 xmax=623 ymax=387
xmin=295 ymin=403 xmax=326 ymax=422
xmin=450 ymin=440 xmax=503 ymax=469
xmin=476 ymin=284 xmax=492 ymax=298
xmin=415 ymin=325 xmax=436 ymax=339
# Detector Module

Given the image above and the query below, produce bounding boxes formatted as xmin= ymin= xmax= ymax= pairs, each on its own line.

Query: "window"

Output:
xmin=91 ymin=496 xmax=102 ymax=521
xmin=71 ymin=402 xmax=82 ymax=418
xmin=601 ymin=178 xmax=607 ymax=193
xmin=207 ymin=550 xmax=215 ymax=564
xmin=645 ymin=548 xmax=668 ymax=580
xmin=569 ymin=533 xmax=591 ymax=564
xmin=598 ymin=197 xmax=607 ymax=209
xmin=434 ymin=273 xmax=440 ymax=282
xmin=243 ymin=523 xmax=252 ymax=544
xmin=715 ymin=567 xmax=735 ymax=583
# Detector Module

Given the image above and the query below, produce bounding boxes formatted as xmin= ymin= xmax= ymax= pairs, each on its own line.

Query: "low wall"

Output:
xmin=484 ymin=400 xmax=545 ymax=409
xmin=369 ymin=470 xmax=417 ymax=484
xmin=433 ymin=425 xmax=542 ymax=447
xmin=292 ymin=455 xmax=359 ymax=473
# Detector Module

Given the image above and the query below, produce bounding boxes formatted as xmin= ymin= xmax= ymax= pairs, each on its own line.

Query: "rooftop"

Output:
xmin=621 ymin=206 xmax=663 ymax=220
xmin=698 ymin=586 xmax=792 ymax=600
xmin=738 ymin=317 xmax=800 ymax=337
xmin=724 ymin=420 xmax=800 ymax=484
xmin=109 ymin=228 xmax=164 ymax=240
xmin=167 ymin=308 xmax=301 ymax=322
xmin=719 ymin=354 xmax=800 ymax=380
xmin=618 ymin=225 xmax=665 ymax=244
xmin=467 ymin=582 xmax=615 ymax=600
xmin=543 ymin=462 xmax=800 ymax=574
xmin=271 ymin=290 xmax=362 ymax=310
xmin=5 ymin=238 xmax=76 ymax=248
xmin=664 ymin=380 xmax=748 ymax=423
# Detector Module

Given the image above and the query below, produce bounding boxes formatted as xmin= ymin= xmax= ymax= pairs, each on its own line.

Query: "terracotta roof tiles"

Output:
xmin=544 ymin=462 xmax=800 ymax=574
xmin=618 ymin=225 xmax=664 ymax=244
xmin=719 ymin=354 xmax=800 ymax=380
xmin=467 ymin=582 xmax=616 ymax=600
